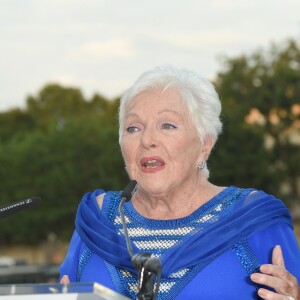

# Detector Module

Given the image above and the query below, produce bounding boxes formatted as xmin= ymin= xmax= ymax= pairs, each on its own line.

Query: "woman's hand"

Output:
xmin=60 ymin=275 xmax=70 ymax=284
xmin=250 ymin=245 xmax=299 ymax=300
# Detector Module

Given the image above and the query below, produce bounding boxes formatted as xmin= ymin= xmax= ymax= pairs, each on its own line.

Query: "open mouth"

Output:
xmin=142 ymin=159 xmax=164 ymax=169
xmin=140 ymin=157 xmax=165 ymax=172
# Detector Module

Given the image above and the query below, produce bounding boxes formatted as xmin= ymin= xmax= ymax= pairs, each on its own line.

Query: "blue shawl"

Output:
xmin=75 ymin=188 xmax=292 ymax=277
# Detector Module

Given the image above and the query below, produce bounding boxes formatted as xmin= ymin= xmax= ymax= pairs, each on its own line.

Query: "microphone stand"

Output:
xmin=119 ymin=181 xmax=162 ymax=300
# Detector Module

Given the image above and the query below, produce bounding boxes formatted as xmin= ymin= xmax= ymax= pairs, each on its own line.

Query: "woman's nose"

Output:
xmin=141 ymin=128 xmax=158 ymax=149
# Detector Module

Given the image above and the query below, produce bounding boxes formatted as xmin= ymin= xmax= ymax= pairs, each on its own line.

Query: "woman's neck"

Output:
xmin=131 ymin=179 xmax=225 ymax=220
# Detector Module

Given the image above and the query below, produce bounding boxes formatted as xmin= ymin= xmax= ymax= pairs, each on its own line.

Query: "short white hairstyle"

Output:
xmin=118 ymin=65 xmax=223 ymax=178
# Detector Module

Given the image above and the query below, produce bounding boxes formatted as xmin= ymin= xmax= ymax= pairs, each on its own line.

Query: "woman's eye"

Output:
xmin=161 ymin=123 xmax=177 ymax=130
xmin=126 ymin=126 xmax=140 ymax=133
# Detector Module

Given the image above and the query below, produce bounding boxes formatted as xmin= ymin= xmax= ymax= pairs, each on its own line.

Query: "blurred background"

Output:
xmin=0 ymin=0 xmax=299 ymax=285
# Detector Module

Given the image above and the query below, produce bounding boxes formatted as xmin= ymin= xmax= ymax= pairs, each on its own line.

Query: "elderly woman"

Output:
xmin=60 ymin=65 xmax=300 ymax=299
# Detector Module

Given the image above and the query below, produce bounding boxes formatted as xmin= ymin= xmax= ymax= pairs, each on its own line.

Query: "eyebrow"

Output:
xmin=125 ymin=109 xmax=182 ymax=119
xmin=158 ymin=109 xmax=182 ymax=116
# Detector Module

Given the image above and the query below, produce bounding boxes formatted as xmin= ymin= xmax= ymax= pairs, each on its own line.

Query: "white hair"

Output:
xmin=118 ymin=65 xmax=223 ymax=178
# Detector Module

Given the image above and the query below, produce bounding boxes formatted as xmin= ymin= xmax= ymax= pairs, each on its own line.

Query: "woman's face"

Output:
xmin=120 ymin=88 xmax=210 ymax=196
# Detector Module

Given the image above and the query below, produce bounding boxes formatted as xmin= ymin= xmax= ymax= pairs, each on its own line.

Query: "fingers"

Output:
xmin=272 ymin=245 xmax=285 ymax=268
xmin=250 ymin=245 xmax=299 ymax=300
xmin=250 ymin=269 xmax=287 ymax=293
xmin=257 ymin=288 xmax=299 ymax=300
xmin=251 ymin=270 xmax=297 ymax=297
xmin=256 ymin=287 xmax=295 ymax=300
xmin=60 ymin=275 xmax=70 ymax=284
xmin=259 ymin=264 xmax=294 ymax=285
xmin=251 ymin=264 xmax=298 ymax=294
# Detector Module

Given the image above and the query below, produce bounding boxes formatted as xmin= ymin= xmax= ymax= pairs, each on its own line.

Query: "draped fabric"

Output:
xmin=75 ymin=187 xmax=292 ymax=277
xmin=75 ymin=189 xmax=139 ymax=273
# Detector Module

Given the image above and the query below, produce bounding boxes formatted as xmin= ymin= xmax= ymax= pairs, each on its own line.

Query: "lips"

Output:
xmin=140 ymin=156 xmax=165 ymax=173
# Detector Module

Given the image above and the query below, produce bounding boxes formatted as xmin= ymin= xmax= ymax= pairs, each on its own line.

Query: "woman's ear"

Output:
xmin=200 ymin=135 xmax=214 ymax=161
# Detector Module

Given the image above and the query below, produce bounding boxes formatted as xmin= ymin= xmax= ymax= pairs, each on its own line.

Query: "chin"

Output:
xmin=138 ymin=180 xmax=168 ymax=194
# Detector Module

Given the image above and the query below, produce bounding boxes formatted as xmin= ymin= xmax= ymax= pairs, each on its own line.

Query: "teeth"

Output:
xmin=142 ymin=159 xmax=160 ymax=168
xmin=143 ymin=163 xmax=158 ymax=168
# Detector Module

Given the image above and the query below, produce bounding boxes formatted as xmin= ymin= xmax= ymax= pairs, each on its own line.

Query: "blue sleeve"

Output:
xmin=59 ymin=230 xmax=84 ymax=282
xmin=248 ymin=223 xmax=300 ymax=281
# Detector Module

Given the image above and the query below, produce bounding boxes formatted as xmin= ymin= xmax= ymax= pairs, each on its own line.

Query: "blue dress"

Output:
xmin=60 ymin=186 xmax=300 ymax=299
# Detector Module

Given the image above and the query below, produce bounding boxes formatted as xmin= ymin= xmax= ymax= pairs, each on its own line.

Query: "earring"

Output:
xmin=198 ymin=161 xmax=206 ymax=170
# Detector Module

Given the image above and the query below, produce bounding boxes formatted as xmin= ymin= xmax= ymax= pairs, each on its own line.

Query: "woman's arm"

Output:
xmin=59 ymin=230 xmax=83 ymax=282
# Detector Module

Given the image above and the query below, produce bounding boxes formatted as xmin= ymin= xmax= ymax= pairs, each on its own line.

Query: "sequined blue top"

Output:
xmin=60 ymin=186 xmax=300 ymax=299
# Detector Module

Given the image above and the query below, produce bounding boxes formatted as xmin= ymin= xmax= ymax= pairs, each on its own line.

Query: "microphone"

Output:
xmin=0 ymin=197 xmax=42 ymax=219
xmin=119 ymin=180 xmax=162 ymax=300
xmin=119 ymin=180 xmax=137 ymax=258
xmin=121 ymin=180 xmax=138 ymax=203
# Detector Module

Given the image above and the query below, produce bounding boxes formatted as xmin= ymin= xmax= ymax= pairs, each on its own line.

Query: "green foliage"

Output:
xmin=211 ymin=39 xmax=300 ymax=205
xmin=0 ymin=109 xmax=36 ymax=142
xmin=0 ymin=85 xmax=127 ymax=245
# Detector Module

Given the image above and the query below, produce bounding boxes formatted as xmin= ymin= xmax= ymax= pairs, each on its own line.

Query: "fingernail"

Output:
xmin=257 ymin=288 xmax=267 ymax=297
xmin=250 ymin=273 xmax=259 ymax=281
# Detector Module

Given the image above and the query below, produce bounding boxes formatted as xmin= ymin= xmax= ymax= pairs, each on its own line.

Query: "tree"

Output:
xmin=0 ymin=109 xmax=35 ymax=143
xmin=211 ymin=39 xmax=300 ymax=208
xmin=0 ymin=85 xmax=128 ymax=244
xmin=26 ymin=84 xmax=88 ymax=131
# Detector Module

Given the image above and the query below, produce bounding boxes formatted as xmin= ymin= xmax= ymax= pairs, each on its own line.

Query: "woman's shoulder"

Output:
xmin=80 ymin=188 xmax=111 ymax=207
xmin=81 ymin=189 xmax=122 ymax=213
xmin=233 ymin=186 xmax=286 ymax=206
xmin=96 ymin=192 xmax=105 ymax=208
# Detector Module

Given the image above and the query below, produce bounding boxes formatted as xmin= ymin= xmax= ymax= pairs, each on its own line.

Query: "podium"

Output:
xmin=0 ymin=282 xmax=130 ymax=299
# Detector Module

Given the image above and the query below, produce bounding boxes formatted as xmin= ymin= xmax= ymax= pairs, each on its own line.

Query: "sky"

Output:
xmin=0 ymin=0 xmax=300 ymax=112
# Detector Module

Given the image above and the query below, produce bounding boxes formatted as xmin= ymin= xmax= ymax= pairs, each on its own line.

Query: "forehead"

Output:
xmin=126 ymin=88 xmax=187 ymax=114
